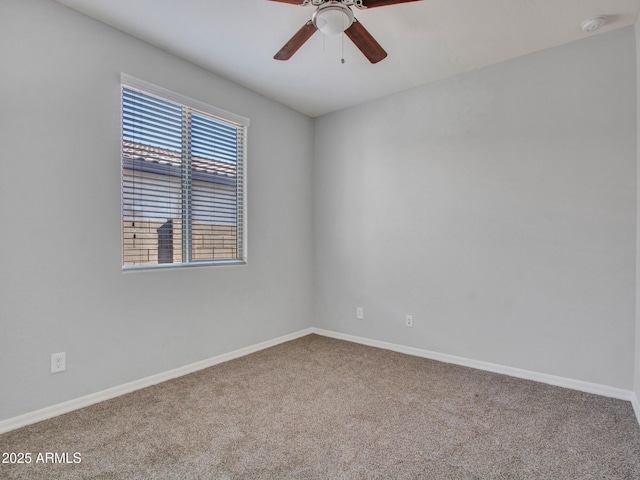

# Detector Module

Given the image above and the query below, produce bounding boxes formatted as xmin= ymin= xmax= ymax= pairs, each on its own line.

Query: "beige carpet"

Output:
xmin=1 ymin=334 xmax=639 ymax=479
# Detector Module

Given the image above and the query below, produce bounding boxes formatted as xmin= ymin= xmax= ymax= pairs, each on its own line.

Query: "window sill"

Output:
xmin=122 ymin=259 xmax=246 ymax=272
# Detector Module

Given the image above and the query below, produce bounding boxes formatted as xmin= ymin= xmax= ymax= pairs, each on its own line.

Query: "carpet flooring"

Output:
xmin=1 ymin=334 xmax=639 ymax=479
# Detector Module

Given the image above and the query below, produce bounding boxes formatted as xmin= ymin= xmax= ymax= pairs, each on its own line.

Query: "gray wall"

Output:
xmin=0 ymin=0 xmax=314 ymax=421
xmin=636 ymin=22 xmax=640 ymax=402
xmin=314 ymin=27 xmax=637 ymax=389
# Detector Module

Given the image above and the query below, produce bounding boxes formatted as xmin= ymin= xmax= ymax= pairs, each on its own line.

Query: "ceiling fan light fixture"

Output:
xmin=312 ymin=4 xmax=354 ymax=35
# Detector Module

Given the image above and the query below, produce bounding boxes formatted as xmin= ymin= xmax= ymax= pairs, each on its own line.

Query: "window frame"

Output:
xmin=120 ymin=74 xmax=249 ymax=271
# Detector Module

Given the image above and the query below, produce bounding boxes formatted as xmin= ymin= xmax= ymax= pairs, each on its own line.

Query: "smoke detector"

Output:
xmin=581 ymin=16 xmax=606 ymax=33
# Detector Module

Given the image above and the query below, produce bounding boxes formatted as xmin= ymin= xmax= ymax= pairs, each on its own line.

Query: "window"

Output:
xmin=121 ymin=75 xmax=248 ymax=269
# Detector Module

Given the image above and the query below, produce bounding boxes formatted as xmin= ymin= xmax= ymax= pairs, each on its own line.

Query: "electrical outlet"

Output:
xmin=356 ymin=307 xmax=364 ymax=319
xmin=51 ymin=352 xmax=66 ymax=373
xmin=405 ymin=315 xmax=413 ymax=328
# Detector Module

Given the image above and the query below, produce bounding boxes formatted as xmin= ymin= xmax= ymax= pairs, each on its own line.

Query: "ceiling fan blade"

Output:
xmin=267 ymin=0 xmax=307 ymax=4
xmin=344 ymin=19 xmax=387 ymax=64
xmin=362 ymin=0 xmax=422 ymax=7
xmin=274 ymin=21 xmax=317 ymax=61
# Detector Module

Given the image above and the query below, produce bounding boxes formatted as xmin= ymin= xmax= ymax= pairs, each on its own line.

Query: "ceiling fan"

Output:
xmin=269 ymin=0 xmax=422 ymax=64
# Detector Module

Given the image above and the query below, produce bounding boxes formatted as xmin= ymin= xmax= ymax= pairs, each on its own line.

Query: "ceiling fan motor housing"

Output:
xmin=312 ymin=3 xmax=355 ymax=35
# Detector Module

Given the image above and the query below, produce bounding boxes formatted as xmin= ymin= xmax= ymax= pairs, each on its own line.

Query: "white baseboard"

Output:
xmin=632 ymin=392 xmax=640 ymax=426
xmin=0 ymin=328 xmax=314 ymax=435
xmin=2 ymin=326 xmax=637 ymax=434
xmin=311 ymin=328 xmax=635 ymax=402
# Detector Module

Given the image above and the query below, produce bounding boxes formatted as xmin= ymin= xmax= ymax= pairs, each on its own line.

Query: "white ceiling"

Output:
xmin=55 ymin=0 xmax=640 ymax=117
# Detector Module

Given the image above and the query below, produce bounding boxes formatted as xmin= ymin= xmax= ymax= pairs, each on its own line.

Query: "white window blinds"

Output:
xmin=121 ymin=77 xmax=248 ymax=269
